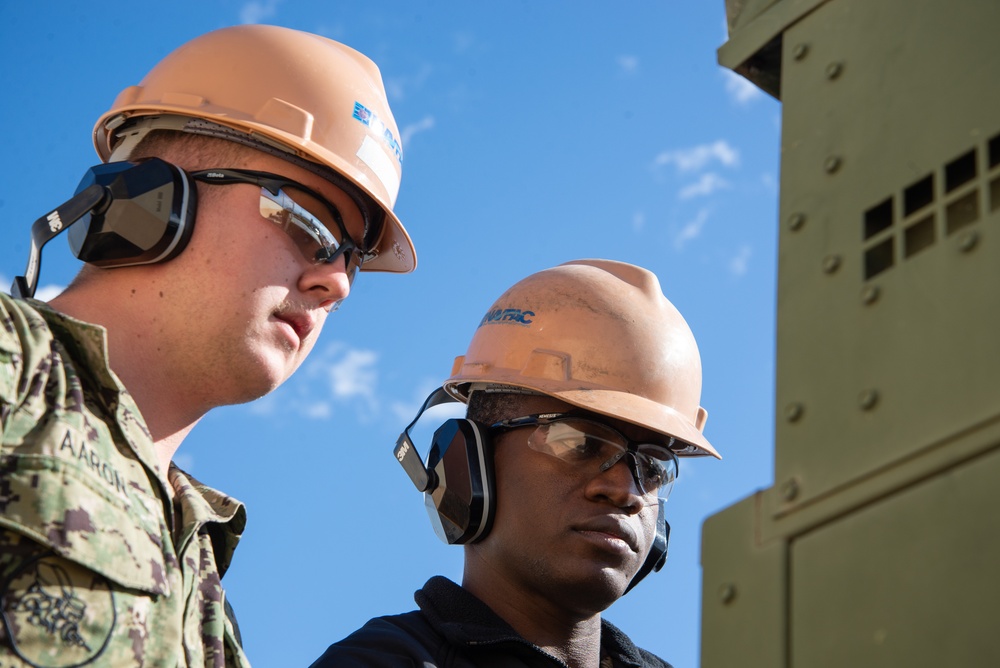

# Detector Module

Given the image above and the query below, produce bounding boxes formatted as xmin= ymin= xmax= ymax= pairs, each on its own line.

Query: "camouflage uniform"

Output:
xmin=0 ymin=292 xmax=250 ymax=667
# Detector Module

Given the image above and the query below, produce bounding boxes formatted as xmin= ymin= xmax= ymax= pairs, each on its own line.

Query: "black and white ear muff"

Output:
xmin=624 ymin=498 xmax=670 ymax=594
xmin=394 ymin=388 xmax=496 ymax=545
xmin=11 ymin=158 xmax=196 ymax=299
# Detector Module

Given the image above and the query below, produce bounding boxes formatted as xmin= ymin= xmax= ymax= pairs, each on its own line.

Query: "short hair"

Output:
xmin=467 ymin=390 xmax=536 ymax=425
xmin=127 ymin=130 xmax=256 ymax=169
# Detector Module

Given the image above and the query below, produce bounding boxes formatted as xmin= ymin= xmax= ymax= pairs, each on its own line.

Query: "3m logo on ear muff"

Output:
xmin=11 ymin=158 xmax=196 ymax=299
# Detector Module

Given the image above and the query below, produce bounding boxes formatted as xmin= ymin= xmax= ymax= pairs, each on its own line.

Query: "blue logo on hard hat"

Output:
xmin=353 ymin=102 xmax=403 ymax=165
xmin=479 ymin=308 xmax=535 ymax=327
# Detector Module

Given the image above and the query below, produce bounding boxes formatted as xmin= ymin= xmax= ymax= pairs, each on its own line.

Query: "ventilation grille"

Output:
xmin=862 ymin=131 xmax=1000 ymax=281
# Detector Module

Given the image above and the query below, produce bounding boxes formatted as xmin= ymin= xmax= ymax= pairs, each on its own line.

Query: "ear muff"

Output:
xmin=11 ymin=158 xmax=196 ymax=299
xmin=624 ymin=498 xmax=670 ymax=594
xmin=394 ymin=388 xmax=496 ymax=545
xmin=422 ymin=418 xmax=495 ymax=544
xmin=68 ymin=158 xmax=196 ymax=267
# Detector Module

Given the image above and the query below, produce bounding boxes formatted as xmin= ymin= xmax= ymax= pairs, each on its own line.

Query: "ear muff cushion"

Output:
xmin=68 ymin=158 xmax=196 ymax=267
xmin=625 ymin=499 xmax=670 ymax=594
xmin=424 ymin=419 xmax=495 ymax=545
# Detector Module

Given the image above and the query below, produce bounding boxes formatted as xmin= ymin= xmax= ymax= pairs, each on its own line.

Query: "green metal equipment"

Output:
xmin=702 ymin=1 xmax=1000 ymax=665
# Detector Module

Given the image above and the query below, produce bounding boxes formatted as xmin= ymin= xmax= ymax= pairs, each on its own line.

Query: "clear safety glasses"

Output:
xmin=189 ymin=168 xmax=366 ymax=286
xmin=491 ymin=413 xmax=680 ymax=502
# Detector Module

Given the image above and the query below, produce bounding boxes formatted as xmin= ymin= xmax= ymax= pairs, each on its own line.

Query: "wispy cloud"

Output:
xmin=0 ymin=274 xmax=65 ymax=300
xmin=632 ymin=211 xmax=645 ymax=233
xmin=248 ymin=342 xmax=381 ymax=420
xmin=34 ymin=284 xmax=66 ymax=301
xmin=674 ymin=208 xmax=710 ymax=250
xmin=239 ymin=0 xmax=281 ymax=24
xmin=654 ymin=140 xmax=740 ymax=173
xmin=678 ymin=173 xmax=729 ymax=200
xmin=730 ymin=245 xmax=753 ymax=276
xmin=401 ymin=116 xmax=435 ymax=147
xmin=723 ymin=69 xmax=762 ymax=105
xmin=324 ymin=348 xmax=378 ymax=403
xmin=385 ymin=63 xmax=433 ymax=101
xmin=617 ymin=55 xmax=639 ymax=75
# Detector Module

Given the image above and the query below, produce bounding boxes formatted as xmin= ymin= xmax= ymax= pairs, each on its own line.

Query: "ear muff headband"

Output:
xmin=11 ymin=158 xmax=195 ymax=299
xmin=394 ymin=388 xmax=495 ymax=545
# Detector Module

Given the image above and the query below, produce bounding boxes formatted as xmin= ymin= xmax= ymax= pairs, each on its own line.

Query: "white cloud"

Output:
xmin=34 ymin=284 xmax=66 ymax=301
xmin=0 ymin=274 xmax=65 ymax=300
xmin=240 ymin=0 xmax=281 ymax=24
xmin=401 ymin=116 xmax=436 ymax=147
xmin=385 ymin=63 xmax=433 ymax=101
xmin=678 ymin=173 xmax=729 ymax=200
xmin=632 ymin=211 xmax=645 ymax=233
xmin=730 ymin=245 xmax=753 ymax=276
xmin=325 ymin=348 xmax=379 ymax=403
xmin=654 ymin=140 xmax=740 ymax=173
xmin=617 ymin=55 xmax=639 ymax=74
xmin=246 ymin=343 xmax=381 ymax=420
xmin=674 ymin=208 xmax=710 ymax=250
xmin=723 ymin=69 xmax=762 ymax=105
xmin=302 ymin=401 xmax=332 ymax=419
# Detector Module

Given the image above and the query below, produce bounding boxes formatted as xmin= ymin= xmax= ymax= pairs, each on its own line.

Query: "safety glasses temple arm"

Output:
xmin=12 ymin=184 xmax=108 ymax=299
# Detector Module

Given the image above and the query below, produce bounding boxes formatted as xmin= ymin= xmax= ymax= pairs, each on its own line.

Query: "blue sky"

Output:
xmin=1 ymin=2 xmax=781 ymax=666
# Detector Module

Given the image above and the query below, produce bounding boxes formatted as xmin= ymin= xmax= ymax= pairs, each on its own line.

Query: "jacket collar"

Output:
xmin=415 ymin=576 xmax=662 ymax=667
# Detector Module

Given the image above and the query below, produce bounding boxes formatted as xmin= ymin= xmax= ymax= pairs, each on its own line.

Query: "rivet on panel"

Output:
xmin=784 ymin=402 xmax=804 ymax=422
xmin=780 ymin=478 xmax=800 ymax=502
xmin=792 ymin=43 xmax=809 ymax=61
xmin=824 ymin=155 xmax=842 ymax=173
xmin=822 ymin=254 xmax=842 ymax=274
xmin=788 ymin=212 xmax=806 ymax=231
xmin=861 ymin=285 xmax=880 ymax=305
xmin=859 ymin=389 xmax=879 ymax=411
xmin=718 ymin=583 xmax=738 ymax=605
xmin=826 ymin=62 xmax=844 ymax=79
xmin=958 ymin=231 xmax=980 ymax=253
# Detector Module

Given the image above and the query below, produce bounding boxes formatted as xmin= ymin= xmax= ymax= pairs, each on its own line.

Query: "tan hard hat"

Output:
xmin=444 ymin=259 xmax=720 ymax=458
xmin=93 ymin=24 xmax=415 ymax=273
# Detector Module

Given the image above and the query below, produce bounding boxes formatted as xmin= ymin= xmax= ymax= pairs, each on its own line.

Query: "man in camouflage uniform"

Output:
xmin=0 ymin=24 xmax=415 ymax=667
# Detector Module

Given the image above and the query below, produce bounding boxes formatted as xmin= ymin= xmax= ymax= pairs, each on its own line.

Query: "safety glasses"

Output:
xmin=189 ymin=168 xmax=366 ymax=286
xmin=491 ymin=413 xmax=680 ymax=502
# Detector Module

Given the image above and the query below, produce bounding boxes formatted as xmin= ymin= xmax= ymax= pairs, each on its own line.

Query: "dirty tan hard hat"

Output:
xmin=92 ymin=24 xmax=415 ymax=273
xmin=444 ymin=259 xmax=720 ymax=458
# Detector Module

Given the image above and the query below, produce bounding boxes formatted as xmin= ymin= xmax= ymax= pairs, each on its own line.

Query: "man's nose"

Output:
xmin=299 ymin=254 xmax=351 ymax=311
xmin=594 ymin=451 xmax=647 ymax=502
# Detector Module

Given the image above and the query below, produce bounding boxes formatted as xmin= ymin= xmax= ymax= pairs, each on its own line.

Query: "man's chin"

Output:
xmin=546 ymin=568 xmax=633 ymax=614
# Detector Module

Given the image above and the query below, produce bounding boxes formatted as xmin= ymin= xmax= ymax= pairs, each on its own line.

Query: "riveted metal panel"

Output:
xmin=700 ymin=493 xmax=787 ymax=667
xmin=790 ymin=446 xmax=1000 ymax=666
xmin=774 ymin=0 xmax=1000 ymax=510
